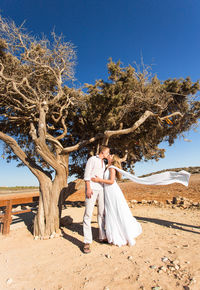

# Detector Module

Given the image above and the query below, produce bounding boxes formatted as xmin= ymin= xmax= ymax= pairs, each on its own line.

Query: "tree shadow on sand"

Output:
xmin=135 ymin=216 xmax=200 ymax=235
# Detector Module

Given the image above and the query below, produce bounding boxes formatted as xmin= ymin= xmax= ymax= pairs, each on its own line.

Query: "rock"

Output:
xmin=166 ymin=199 xmax=171 ymax=204
xmin=150 ymin=265 xmax=157 ymax=269
xmin=180 ymin=200 xmax=191 ymax=208
xmin=128 ymin=256 xmax=133 ymax=260
xmin=183 ymin=286 xmax=190 ymax=290
xmin=159 ymin=266 xmax=167 ymax=272
xmin=168 ymin=266 xmax=175 ymax=271
xmin=105 ymin=254 xmax=111 ymax=259
xmin=6 ymin=278 xmax=13 ymax=285
xmin=161 ymin=257 xmax=168 ymax=263
xmin=174 ymin=265 xmax=180 ymax=270
xmin=130 ymin=199 xmax=138 ymax=204
xmin=152 ymin=287 xmax=161 ymax=290
xmin=190 ymin=277 xmax=196 ymax=284
xmin=172 ymin=196 xmax=181 ymax=205
xmin=54 ymin=233 xmax=61 ymax=238
xmin=183 ymin=244 xmax=189 ymax=248
xmin=136 ymin=274 xmax=140 ymax=281
xmin=172 ymin=259 xmax=179 ymax=265
xmin=141 ymin=200 xmax=147 ymax=204
xmin=104 ymin=287 xmax=110 ymax=290
xmin=83 ymin=281 xmax=89 ymax=287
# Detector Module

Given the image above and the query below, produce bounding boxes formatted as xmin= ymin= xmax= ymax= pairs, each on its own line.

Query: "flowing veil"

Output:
xmin=109 ymin=166 xmax=190 ymax=187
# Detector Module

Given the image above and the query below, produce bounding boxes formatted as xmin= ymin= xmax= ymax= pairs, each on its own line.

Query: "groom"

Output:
xmin=83 ymin=145 xmax=110 ymax=254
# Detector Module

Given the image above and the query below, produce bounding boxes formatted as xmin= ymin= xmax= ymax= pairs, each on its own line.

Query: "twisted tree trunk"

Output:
xmin=34 ymin=162 xmax=69 ymax=239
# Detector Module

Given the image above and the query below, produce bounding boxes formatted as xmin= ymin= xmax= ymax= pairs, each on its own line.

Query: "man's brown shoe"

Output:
xmin=83 ymin=243 xmax=91 ymax=254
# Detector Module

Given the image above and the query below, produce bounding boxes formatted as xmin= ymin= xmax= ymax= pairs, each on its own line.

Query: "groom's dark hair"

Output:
xmin=99 ymin=145 xmax=109 ymax=153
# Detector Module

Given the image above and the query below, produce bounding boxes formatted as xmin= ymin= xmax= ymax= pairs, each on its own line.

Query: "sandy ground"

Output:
xmin=0 ymin=204 xmax=200 ymax=290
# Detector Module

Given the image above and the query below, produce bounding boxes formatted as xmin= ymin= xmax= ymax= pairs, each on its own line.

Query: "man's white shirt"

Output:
xmin=84 ymin=155 xmax=105 ymax=190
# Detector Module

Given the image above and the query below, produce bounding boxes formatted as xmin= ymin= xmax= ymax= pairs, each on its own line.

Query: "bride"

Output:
xmin=92 ymin=154 xmax=190 ymax=247
xmin=92 ymin=154 xmax=142 ymax=247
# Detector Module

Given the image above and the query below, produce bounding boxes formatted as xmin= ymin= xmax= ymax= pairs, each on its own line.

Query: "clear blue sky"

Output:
xmin=0 ymin=0 xmax=200 ymax=186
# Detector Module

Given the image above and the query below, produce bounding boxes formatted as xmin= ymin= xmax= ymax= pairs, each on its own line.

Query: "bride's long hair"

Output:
xmin=111 ymin=155 xmax=122 ymax=180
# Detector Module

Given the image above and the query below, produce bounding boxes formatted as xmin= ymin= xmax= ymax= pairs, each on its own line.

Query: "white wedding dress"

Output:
xmin=104 ymin=168 xmax=142 ymax=247
xmin=103 ymin=166 xmax=190 ymax=247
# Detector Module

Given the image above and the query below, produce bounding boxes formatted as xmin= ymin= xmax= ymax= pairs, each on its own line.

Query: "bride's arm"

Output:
xmin=91 ymin=168 xmax=116 ymax=184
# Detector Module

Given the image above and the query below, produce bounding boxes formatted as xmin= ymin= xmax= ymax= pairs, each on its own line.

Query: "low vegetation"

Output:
xmin=0 ymin=186 xmax=39 ymax=191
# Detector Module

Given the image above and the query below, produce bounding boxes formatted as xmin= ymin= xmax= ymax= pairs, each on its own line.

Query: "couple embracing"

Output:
xmin=82 ymin=145 xmax=191 ymax=253
xmin=83 ymin=146 xmax=142 ymax=253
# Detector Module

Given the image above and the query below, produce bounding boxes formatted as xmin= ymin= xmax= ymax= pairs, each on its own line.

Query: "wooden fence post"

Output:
xmin=3 ymin=200 xmax=12 ymax=235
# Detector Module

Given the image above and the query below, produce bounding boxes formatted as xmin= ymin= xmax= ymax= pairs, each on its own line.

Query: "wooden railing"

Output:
xmin=0 ymin=192 xmax=39 ymax=235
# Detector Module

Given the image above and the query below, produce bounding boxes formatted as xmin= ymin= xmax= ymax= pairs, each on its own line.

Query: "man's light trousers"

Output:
xmin=83 ymin=189 xmax=106 ymax=244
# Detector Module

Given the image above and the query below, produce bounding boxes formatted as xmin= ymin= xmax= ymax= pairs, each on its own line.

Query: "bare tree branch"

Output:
xmin=0 ymin=131 xmax=49 ymax=179
xmin=159 ymin=112 xmax=183 ymax=121
xmin=61 ymin=133 xmax=104 ymax=153
xmin=104 ymin=110 xmax=155 ymax=138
